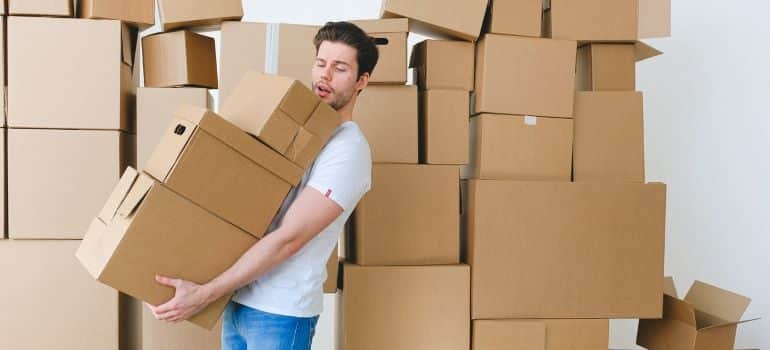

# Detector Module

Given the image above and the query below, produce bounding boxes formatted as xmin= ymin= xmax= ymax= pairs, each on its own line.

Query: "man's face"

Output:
xmin=312 ymin=41 xmax=365 ymax=111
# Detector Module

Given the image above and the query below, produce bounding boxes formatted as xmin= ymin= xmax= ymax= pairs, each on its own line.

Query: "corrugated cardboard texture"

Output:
xmin=419 ymin=89 xmax=469 ymax=165
xmin=474 ymin=35 xmax=576 ymax=118
xmin=0 ymin=240 xmax=119 ymax=350
xmin=549 ymin=0 xmax=670 ymax=41
xmin=143 ymin=31 xmax=217 ymax=88
xmin=8 ymin=17 xmax=134 ymax=131
xmin=78 ymin=0 xmax=154 ymax=26
xmin=381 ymin=0 xmax=488 ymax=41
xmin=410 ymin=39 xmax=475 ymax=91
xmin=573 ymin=92 xmax=645 ymax=182
xmin=487 ymin=0 xmax=542 ymax=37
xmin=352 ymin=164 xmax=459 ymax=265
xmin=8 ymin=129 xmax=129 ymax=239
xmin=473 ymin=319 xmax=609 ymax=350
xmin=577 ymin=44 xmax=637 ymax=91
xmin=342 ymin=264 xmax=470 ymax=350
xmin=355 ymin=85 xmax=418 ymax=163
xmin=467 ymin=180 xmax=666 ymax=319
xmin=353 ymin=19 xmax=408 ymax=84
xmin=158 ymin=0 xmax=243 ymax=31
xmin=463 ymin=114 xmax=573 ymax=180
xmin=9 ymin=0 xmax=72 ymax=16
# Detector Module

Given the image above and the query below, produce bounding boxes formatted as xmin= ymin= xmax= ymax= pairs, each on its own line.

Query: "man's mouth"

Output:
xmin=316 ymin=84 xmax=332 ymax=98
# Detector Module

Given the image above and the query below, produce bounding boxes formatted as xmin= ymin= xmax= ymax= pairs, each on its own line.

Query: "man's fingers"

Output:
xmin=155 ymin=275 xmax=181 ymax=288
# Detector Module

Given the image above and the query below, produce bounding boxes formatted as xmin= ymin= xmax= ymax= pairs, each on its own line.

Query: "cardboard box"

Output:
xmin=78 ymin=0 xmax=154 ymax=26
xmin=145 ymin=106 xmax=302 ymax=237
xmin=8 ymin=17 xmax=135 ymax=131
xmin=158 ymin=0 xmax=243 ymax=31
xmin=137 ymin=87 xmax=208 ymax=168
xmin=637 ymin=278 xmax=759 ymax=350
xmin=473 ymin=319 xmax=609 ymax=350
xmin=0 ymin=130 xmax=4 ymax=239
xmin=463 ymin=114 xmax=573 ymax=180
xmin=9 ymin=0 xmax=72 ymax=16
xmin=410 ymin=39 xmax=475 ymax=91
xmin=486 ymin=0 xmax=542 ymax=37
xmin=324 ymin=244 xmax=340 ymax=293
xmin=380 ymin=0 xmax=489 ymax=41
xmin=0 ymin=240 xmax=119 ymax=350
xmin=342 ymin=264 xmax=470 ymax=350
xmin=466 ymin=180 xmax=666 ymax=319
xmin=77 ymin=168 xmax=257 ymax=329
xmin=419 ymin=89 xmax=469 ymax=165
xmin=546 ymin=0 xmax=671 ymax=41
xmin=0 ymin=18 xmax=4 ymax=127
xmin=573 ymin=92 xmax=645 ymax=182
xmin=351 ymin=18 xmax=408 ymax=84
xmin=474 ymin=35 xmax=576 ymax=118
xmin=351 ymin=164 xmax=459 ymax=265
xmin=8 ymin=129 xmax=133 ymax=239
xmin=577 ymin=43 xmax=662 ymax=91
xmin=355 ymin=85 xmax=418 ymax=163
xmin=142 ymin=31 xmax=218 ymax=89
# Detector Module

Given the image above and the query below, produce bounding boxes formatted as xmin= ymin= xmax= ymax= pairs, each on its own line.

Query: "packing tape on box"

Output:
xmin=524 ymin=115 xmax=538 ymax=126
xmin=265 ymin=23 xmax=280 ymax=74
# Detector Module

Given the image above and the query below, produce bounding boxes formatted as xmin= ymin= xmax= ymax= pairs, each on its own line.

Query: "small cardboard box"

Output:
xmin=8 ymin=17 xmax=135 ymax=131
xmin=380 ymin=0 xmax=489 ymax=41
xmin=352 ymin=18 xmax=409 ymax=84
xmin=9 ymin=0 xmax=72 ymax=16
xmin=158 ymin=0 xmax=243 ymax=31
xmin=410 ymin=39 xmax=475 ymax=91
xmin=77 ymin=168 xmax=257 ymax=329
xmin=473 ymin=319 xmax=609 ymax=350
xmin=577 ymin=43 xmax=662 ymax=91
xmin=474 ymin=35 xmax=576 ymax=118
xmin=637 ymin=278 xmax=759 ymax=350
xmin=142 ymin=31 xmax=218 ymax=89
xmin=485 ymin=0 xmax=542 ymax=37
xmin=419 ymin=89 xmax=469 ymax=165
xmin=463 ymin=114 xmax=573 ymax=181
xmin=0 ymin=240 xmax=119 ymax=350
xmin=350 ymin=164 xmax=459 ymax=266
xmin=8 ymin=129 xmax=133 ymax=239
xmin=342 ymin=264 xmax=470 ymax=350
xmin=546 ymin=0 xmax=671 ymax=41
xmin=78 ymin=0 xmax=154 ymax=26
xmin=573 ymin=92 xmax=645 ymax=182
xmin=466 ymin=180 xmax=666 ymax=319
xmin=355 ymin=85 xmax=418 ymax=163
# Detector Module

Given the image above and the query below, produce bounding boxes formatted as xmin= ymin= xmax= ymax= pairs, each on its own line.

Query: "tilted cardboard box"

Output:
xmin=142 ymin=31 xmax=218 ymax=89
xmin=352 ymin=18 xmax=408 ymax=84
xmin=410 ymin=39 xmax=475 ymax=91
xmin=380 ymin=0 xmax=489 ymax=41
xmin=355 ymin=85 xmax=418 ymax=163
xmin=419 ymin=89 xmax=469 ymax=165
xmin=78 ymin=0 xmax=154 ymax=26
xmin=485 ymin=0 xmax=542 ymax=37
xmin=158 ymin=0 xmax=243 ymax=31
xmin=577 ymin=43 xmax=662 ymax=91
xmin=9 ymin=0 xmax=72 ymax=16
xmin=473 ymin=319 xmax=609 ymax=350
xmin=545 ymin=0 xmax=671 ymax=42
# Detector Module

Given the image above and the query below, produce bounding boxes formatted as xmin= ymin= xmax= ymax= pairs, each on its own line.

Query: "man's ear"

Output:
xmin=356 ymin=73 xmax=370 ymax=93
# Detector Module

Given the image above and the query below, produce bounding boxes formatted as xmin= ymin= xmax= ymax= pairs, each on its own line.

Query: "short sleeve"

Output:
xmin=306 ymin=134 xmax=372 ymax=212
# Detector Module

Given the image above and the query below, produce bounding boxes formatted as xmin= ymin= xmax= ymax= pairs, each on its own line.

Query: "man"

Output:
xmin=147 ymin=21 xmax=378 ymax=350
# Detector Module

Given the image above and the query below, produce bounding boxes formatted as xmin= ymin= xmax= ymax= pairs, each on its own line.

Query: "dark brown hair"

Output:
xmin=313 ymin=21 xmax=379 ymax=80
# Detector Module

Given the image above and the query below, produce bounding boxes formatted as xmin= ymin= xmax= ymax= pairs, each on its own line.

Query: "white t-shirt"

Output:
xmin=233 ymin=121 xmax=372 ymax=317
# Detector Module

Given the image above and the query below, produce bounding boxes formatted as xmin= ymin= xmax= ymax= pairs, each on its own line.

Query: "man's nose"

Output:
xmin=321 ymin=65 xmax=333 ymax=81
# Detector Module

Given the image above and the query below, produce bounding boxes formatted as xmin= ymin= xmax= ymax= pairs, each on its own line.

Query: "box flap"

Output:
xmin=121 ymin=23 xmax=137 ymax=66
xmin=635 ymin=41 xmax=663 ymax=61
xmin=279 ymin=81 xmax=320 ymax=125
xmin=76 ymin=218 xmax=112 ymax=279
xmin=664 ymin=276 xmax=678 ymax=298
xmin=352 ymin=18 xmax=409 ymax=33
xmin=638 ymin=0 xmax=671 ymax=39
xmin=685 ymin=280 xmax=751 ymax=327
xmin=116 ymin=173 xmax=156 ymax=218
xmin=662 ymin=293 xmax=697 ymax=327
xmin=698 ymin=317 xmax=761 ymax=332
xmin=144 ymin=116 xmax=199 ymax=183
xmin=98 ymin=167 xmax=140 ymax=223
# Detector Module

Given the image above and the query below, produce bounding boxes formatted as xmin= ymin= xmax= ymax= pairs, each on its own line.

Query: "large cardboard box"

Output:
xmin=466 ymin=180 xmax=666 ymax=319
xmin=410 ymin=39 xmax=475 ymax=91
xmin=342 ymin=264 xmax=470 ymax=350
xmin=143 ymin=31 xmax=218 ymax=89
xmin=545 ymin=0 xmax=671 ymax=41
xmin=145 ymin=106 xmax=303 ymax=238
xmin=351 ymin=18 xmax=408 ymax=84
xmin=9 ymin=0 xmax=72 ymax=16
xmin=77 ymin=168 xmax=257 ymax=329
xmin=474 ymin=35 xmax=576 ymax=118
xmin=355 ymin=85 xmax=418 ymax=163
xmin=137 ymin=87 xmax=208 ymax=168
xmin=350 ymin=164 xmax=459 ymax=265
xmin=8 ymin=17 xmax=134 ymax=131
xmin=573 ymin=92 xmax=645 ymax=182
xmin=380 ymin=0 xmax=489 ymax=41
xmin=486 ymin=0 xmax=542 ymax=37
xmin=637 ymin=278 xmax=759 ymax=350
xmin=8 ymin=129 xmax=132 ymax=239
xmin=419 ymin=89 xmax=469 ymax=165
xmin=473 ymin=319 xmax=609 ymax=350
xmin=158 ymin=0 xmax=243 ymax=31
xmin=577 ymin=43 xmax=662 ymax=91
xmin=463 ymin=114 xmax=573 ymax=181
xmin=78 ymin=0 xmax=154 ymax=26
xmin=0 ymin=240 xmax=119 ymax=349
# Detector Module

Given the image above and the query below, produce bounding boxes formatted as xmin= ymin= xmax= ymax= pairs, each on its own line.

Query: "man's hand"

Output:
xmin=148 ymin=275 xmax=213 ymax=323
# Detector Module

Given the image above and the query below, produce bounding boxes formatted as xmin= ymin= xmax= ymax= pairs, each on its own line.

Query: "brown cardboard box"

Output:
xmin=466 ymin=180 xmax=666 ymax=319
xmin=463 ymin=114 xmax=573 ymax=181
xmin=0 ymin=18 xmax=4 ymax=127
xmin=8 ymin=129 xmax=132 ymax=239
xmin=380 ymin=0 xmax=489 ymax=41
xmin=77 ymin=168 xmax=257 ymax=329
xmin=324 ymin=244 xmax=340 ymax=293
xmin=410 ymin=39 xmax=475 ymax=91
xmin=546 ymin=0 xmax=671 ymax=42
xmin=351 ymin=18 xmax=408 ymax=84
xmin=78 ymin=0 xmax=154 ymax=26
xmin=486 ymin=0 xmax=542 ymax=37
xmin=342 ymin=264 xmax=470 ymax=350
xmin=351 ymin=164 xmax=459 ymax=265
xmin=419 ymin=89 xmax=469 ymax=165
xmin=0 ymin=130 xmax=4 ymax=239
xmin=637 ymin=278 xmax=759 ymax=350
xmin=9 ymin=0 xmax=72 ymax=16
xmin=142 ymin=31 xmax=218 ymax=89
xmin=145 ymin=106 xmax=302 ymax=238
xmin=577 ymin=43 xmax=662 ymax=91
xmin=473 ymin=319 xmax=609 ymax=350
xmin=573 ymin=92 xmax=645 ymax=182
xmin=137 ymin=88 xmax=208 ymax=168
xmin=8 ymin=17 xmax=135 ymax=131
xmin=0 ymin=240 xmax=119 ymax=349
xmin=474 ymin=35 xmax=576 ymax=118
xmin=158 ymin=0 xmax=243 ymax=31
xmin=355 ymin=85 xmax=418 ymax=163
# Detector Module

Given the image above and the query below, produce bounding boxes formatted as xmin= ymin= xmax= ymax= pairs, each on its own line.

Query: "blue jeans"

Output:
xmin=222 ymin=302 xmax=319 ymax=350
